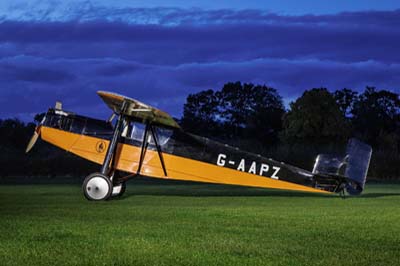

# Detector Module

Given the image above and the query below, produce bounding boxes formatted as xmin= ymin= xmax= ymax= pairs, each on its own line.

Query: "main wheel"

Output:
xmin=82 ymin=173 xmax=112 ymax=201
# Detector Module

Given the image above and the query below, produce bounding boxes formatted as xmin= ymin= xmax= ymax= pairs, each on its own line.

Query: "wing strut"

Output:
xmin=136 ymin=122 xmax=168 ymax=177
xmin=150 ymin=125 xmax=168 ymax=176
xmin=136 ymin=122 xmax=150 ymax=175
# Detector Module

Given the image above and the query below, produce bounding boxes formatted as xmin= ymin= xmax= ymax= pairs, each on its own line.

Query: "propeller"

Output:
xmin=25 ymin=129 xmax=40 ymax=153
xmin=25 ymin=112 xmax=48 ymax=153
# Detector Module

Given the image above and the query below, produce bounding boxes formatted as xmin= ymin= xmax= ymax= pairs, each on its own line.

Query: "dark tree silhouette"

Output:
xmin=217 ymin=82 xmax=285 ymax=143
xmin=181 ymin=89 xmax=220 ymax=137
xmin=334 ymin=88 xmax=358 ymax=117
xmin=352 ymin=87 xmax=400 ymax=146
xmin=0 ymin=119 xmax=35 ymax=150
xmin=282 ymin=88 xmax=349 ymax=143
xmin=181 ymin=82 xmax=285 ymax=144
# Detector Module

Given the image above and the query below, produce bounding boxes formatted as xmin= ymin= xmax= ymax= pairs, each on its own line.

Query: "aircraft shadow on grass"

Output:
xmin=119 ymin=180 xmax=400 ymax=199
xmin=120 ymin=182 xmax=335 ymax=198
xmin=121 ymin=188 xmax=400 ymax=199
xmin=353 ymin=192 xmax=400 ymax=198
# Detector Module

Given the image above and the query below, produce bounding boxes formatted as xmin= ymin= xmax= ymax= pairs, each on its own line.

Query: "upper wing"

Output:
xmin=97 ymin=91 xmax=180 ymax=129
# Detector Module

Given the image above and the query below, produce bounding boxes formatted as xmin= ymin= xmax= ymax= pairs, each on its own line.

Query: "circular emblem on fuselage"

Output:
xmin=96 ymin=141 xmax=106 ymax=153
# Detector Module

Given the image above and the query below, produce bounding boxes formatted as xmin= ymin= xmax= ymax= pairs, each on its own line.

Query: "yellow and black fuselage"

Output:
xmin=39 ymin=109 xmax=345 ymax=194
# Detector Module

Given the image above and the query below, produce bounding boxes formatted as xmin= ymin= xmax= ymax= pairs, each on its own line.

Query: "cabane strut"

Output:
xmin=100 ymin=101 xmax=168 ymax=181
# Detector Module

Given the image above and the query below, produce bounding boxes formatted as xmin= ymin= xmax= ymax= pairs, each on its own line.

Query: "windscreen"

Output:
xmin=122 ymin=121 xmax=173 ymax=146
xmin=312 ymin=154 xmax=346 ymax=176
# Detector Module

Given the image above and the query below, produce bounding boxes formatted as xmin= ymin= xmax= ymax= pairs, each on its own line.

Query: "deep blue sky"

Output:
xmin=0 ymin=0 xmax=399 ymax=121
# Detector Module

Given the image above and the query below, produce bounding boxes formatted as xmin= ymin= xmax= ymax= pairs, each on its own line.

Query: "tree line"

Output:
xmin=0 ymin=82 xmax=399 ymax=180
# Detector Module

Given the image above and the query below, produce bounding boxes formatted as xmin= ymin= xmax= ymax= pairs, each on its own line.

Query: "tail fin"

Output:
xmin=344 ymin=138 xmax=372 ymax=195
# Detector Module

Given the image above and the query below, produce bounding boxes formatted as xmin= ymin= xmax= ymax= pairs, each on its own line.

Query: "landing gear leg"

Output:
xmin=82 ymin=102 xmax=127 ymax=201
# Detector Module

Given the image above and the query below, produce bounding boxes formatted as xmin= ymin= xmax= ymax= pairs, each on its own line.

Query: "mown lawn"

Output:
xmin=0 ymin=181 xmax=399 ymax=266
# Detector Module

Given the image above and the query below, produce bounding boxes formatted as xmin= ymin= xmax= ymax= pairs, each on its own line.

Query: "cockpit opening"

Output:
xmin=121 ymin=120 xmax=173 ymax=146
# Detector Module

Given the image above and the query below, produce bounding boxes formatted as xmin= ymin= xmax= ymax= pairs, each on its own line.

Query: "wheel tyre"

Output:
xmin=83 ymin=173 xmax=113 ymax=201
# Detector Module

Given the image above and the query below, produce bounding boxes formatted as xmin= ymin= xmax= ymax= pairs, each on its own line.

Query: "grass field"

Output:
xmin=0 ymin=181 xmax=399 ymax=266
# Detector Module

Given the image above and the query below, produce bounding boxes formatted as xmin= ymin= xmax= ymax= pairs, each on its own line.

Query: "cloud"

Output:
xmin=0 ymin=63 xmax=74 ymax=84
xmin=0 ymin=6 xmax=399 ymax=121
xmin=1 ymin=15 xmax=399 ymax=65
xmin=2 ymin=2 xmax=400 ymax=28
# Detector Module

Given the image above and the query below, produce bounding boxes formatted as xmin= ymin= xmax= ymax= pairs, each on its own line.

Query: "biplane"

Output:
xmin=26 ymin=91 xmax=372 ymax=200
